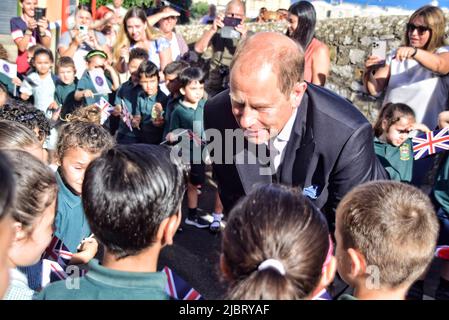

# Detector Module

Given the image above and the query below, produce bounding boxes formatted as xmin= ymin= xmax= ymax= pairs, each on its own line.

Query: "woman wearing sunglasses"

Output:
xmin=363 ymin=5 xmax=449 ymax=131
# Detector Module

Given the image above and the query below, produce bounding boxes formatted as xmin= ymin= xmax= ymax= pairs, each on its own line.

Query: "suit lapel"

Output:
xmin=280 ymin=91 xmax=316 ymax=189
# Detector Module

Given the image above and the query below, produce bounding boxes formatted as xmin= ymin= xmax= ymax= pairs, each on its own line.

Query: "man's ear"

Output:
xmin=347 ymin=248 xmax=367 ymax=278
xmin=158 ymin=208 xmax=181 ymax=247
xmin=290 ymin=81 xmax=307 ymax=109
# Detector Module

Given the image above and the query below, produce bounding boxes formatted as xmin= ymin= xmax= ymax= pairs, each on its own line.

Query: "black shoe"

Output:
xmin=185 ymin=214 xmax=210 ymax=229
xmin=406 ymin=280 xmax=424 ymax=300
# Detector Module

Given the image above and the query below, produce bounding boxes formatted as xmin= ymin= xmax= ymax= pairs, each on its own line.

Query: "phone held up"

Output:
xmin=79 ymin=25 xmax=89 ymax=36
xmin=220 ymin=17 xmax=242 ymax=40
xmin=34 ymin=7 xmax=46 ymax=22
xmin=371 ymin=40 xmax=387 ymax=65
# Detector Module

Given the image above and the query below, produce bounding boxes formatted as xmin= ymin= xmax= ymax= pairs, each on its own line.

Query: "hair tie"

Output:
xmin=257 ymin=259 xmax=286 ymax=276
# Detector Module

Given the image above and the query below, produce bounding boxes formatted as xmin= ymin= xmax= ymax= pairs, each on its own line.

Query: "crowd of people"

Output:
xmin=0 ymin=0 xmax=448 ymax=301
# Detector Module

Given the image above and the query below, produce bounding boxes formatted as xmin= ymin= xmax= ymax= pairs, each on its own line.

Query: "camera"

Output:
xmin=223 ymin=17 xmax=241 ymax=27
xmin=34 ymin=7 xmax=46 ymax=21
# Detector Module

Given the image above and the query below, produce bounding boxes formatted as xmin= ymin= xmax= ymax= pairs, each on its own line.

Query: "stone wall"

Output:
xmin=177 ymin=15 xmax=428 ymax=123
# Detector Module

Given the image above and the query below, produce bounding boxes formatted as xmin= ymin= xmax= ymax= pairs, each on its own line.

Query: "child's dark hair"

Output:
xmin=82 ymin=144 xmax=188 ymax=259
xmin=373 ymin=103 xmax=415 ymax=137
xmin=336 ymin=180 xmax=439 ymax=288
xmin=0 ymin=101 xmax=50 ymax=143
xmin=0 ymin=150 xmax=15 ymax=221
xmin=163 ymin=60 xmax=190 ymax=76
xmin=137 ymin=60 xmax=159 ymax=81
xmin=129 ymin=48 xmax=149 ymax=63
xmin=222 ymin=184 xmax=331 ymax=300
xmin=31 ymin=47 xmax=54 ymax=65
xmin=57 ymin=121 xmax=115 ymax=161
xmin=179 ymin=67 xmax=205 ymax=89
xmin=57 ymin=56 xmax=76 ymax=71
xmin=2 ymin=149 xmax=57 ymax=233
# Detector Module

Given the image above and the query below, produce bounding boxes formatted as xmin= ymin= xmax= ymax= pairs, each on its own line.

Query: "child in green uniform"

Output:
xmin=167 ymin=67 xmax=209 ymax=229
xmin=114 ymin=48 xmax=148 ymax=144
xmin=373 ymin=103 xmax=429 ymax=182
xmin=133 ymin=61 xmax=167 ymax=144
xmin=36 ymin=144 xmax=187 ymax=300
xmin=74 ymin=50 xmax=120 ymax=107
xmin=54 ymin=57 xmax=81 ymax=119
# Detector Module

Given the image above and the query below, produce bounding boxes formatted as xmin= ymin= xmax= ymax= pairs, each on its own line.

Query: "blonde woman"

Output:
xmin=113 ymin=7 xmax=172 ymax=76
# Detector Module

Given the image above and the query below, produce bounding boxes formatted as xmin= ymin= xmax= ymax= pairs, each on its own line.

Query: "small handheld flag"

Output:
xmin=96 ymin=97 xmax=114 ymax=125
xmin=89 ymin=68 xmax=111 ymax=95
xmin=412 ymin=128 xmax=449 ymax=160
xmin=121 ymin=99 xmax=133 ymax=132
xmin=163 ymin=266 xmax=203 ymax=300
xmin=0 ymin=59 xmax=17 ymax=79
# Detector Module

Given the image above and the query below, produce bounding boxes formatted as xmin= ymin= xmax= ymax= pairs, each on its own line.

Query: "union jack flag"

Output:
xmin=163 ymin=266 xmax=203 ymax=300
xmin=412 ymin=128 xmax=449 ymax=160
xmin=96 ymin=97 xmax=114 ymax=125
xmin=121 ymin=99 xmax=133 ymax=132
xmin=435 ymin=246 xmax=449 ymax=261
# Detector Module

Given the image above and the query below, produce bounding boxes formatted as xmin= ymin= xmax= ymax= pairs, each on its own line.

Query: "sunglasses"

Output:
xmin=407 ymin=23 xmax=430 ymax=35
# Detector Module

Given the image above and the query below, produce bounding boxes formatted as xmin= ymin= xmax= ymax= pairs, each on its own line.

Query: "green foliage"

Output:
xmin=190 ymin=1 xmax=209 ymax=19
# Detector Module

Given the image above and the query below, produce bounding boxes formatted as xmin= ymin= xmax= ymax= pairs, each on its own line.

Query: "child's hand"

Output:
xmin=132 ymin=116 xmax=141 ymax=129
xmin=48 ymin=101 xmax=59 ymax=110
xmin=83 ymin=90 xmax=94 ymax=99
xmin=166 ymin=132 xmax=175 ymax=143
xmin=411 ymin=123 xmax=431 ymax=133
xmin=153 ymin=117 xmax=165 ymax=127
xmin=75 ymin=237 xmax=99 ymax=264
xmin=51 ymin=106 xmax=62 ymax=122
xmin=12 ymin=77 xmax=22 ymax=86
xmin=112 ymin=105 xmax=122 ymax=117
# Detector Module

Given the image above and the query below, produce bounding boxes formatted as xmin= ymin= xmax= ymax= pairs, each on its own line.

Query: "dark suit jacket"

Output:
xmin=204 ymin=83 xmax=388 ymax=226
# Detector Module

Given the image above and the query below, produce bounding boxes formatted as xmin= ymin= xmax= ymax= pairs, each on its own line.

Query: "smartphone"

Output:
xmin=34 ymin=7 xmax=46 ymax=21
xmin=223 ymin=16 xmax=242 ymax=27
xmin=371 ymin=40 xmax=387 ymax=61
xmin=79 ymin=25 xmax=89 ymax=36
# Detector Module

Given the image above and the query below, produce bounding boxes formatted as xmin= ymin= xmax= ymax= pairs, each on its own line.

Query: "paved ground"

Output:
xmin=157 ymin=169 xmax=442 ymax=300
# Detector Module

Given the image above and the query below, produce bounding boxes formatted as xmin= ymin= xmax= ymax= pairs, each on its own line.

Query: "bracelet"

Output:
xmin=410 ymin=47 xmax=418 ymax=58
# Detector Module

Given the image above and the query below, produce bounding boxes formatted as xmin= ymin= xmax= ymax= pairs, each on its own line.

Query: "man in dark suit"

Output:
xmin=204 ymin=32 xmax=387 ymax=228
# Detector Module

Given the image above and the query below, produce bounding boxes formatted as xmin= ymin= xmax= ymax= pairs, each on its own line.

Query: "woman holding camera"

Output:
xmin=286 ymin=1 xmax=330 ymax=86
xmin=363 ymin=5 xmax=449 ymax=131
xmin=10 ymin=0 xmax=52 ymax=76
xmin=58 ymin=5 xmax=111 ymax=79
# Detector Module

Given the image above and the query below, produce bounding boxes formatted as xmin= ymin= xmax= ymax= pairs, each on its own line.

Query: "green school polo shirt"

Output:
xmin=374 ymin=137 xmax=413 ymax=182
xmin=169 ymin=99 xmax=205 ymax=137
xmin=114 ymin=80 xmax=142 ymax=138
xmin=0 ymin=73 xmax=17 ymax=96
xmin=135 ymin=90 xmax=167 ymax=144
xmin=55 ymin=79 xmax=80 ymax=117
xmin=434 ymin=153 xmax=449 ymax=213
xmin=35 ymin=259 xmax=170 ymax=300
xmin=77 ymin=71 xmax=112 ymax=106
xmin=54 ymin=170 xmax=91 ymax=253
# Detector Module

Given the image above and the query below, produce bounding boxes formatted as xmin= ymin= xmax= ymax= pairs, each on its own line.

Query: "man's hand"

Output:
xmin=211 ymin=13 xmax=225 ymax=33
xmin=235 ymin=22 xmax=248 ymax=38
